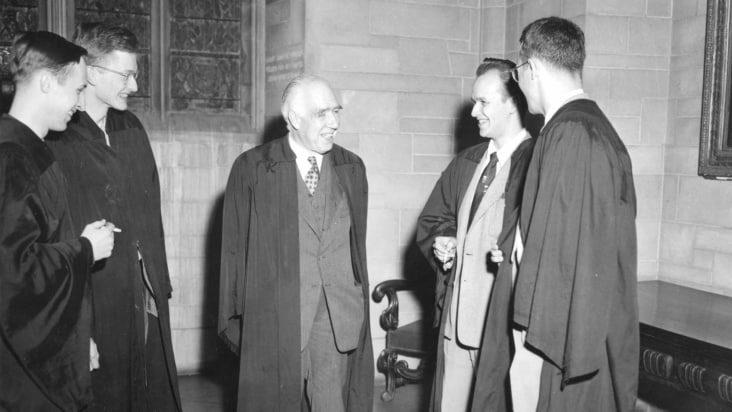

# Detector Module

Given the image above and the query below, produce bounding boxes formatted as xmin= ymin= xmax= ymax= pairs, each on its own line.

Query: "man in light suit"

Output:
xmin=417 ymin=58 xmax=534 ymax=412
xmin=218 ymin=74 xmax=373 ymax=412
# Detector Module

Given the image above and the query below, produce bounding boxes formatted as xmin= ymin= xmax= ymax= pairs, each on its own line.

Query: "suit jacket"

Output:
xmin=417 ymin=135 xmax=535 ymax=411
xmin=450 ymin=154 xmax=511 ymax=347
xmin=218 ymin=136 xmax=373 ymax=412
xmin=298 ymin=155 xmax=364 ymax=352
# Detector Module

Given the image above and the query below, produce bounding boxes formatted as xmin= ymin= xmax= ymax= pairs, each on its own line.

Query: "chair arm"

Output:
xmin=372 ymin=280 xmax=422 ymax=332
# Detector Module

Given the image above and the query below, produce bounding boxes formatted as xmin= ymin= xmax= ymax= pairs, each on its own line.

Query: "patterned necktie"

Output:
xmin=468 ymin=152 xmax=499 ymax=227
xmin=305 ymin=156 xmax=320 ymax=194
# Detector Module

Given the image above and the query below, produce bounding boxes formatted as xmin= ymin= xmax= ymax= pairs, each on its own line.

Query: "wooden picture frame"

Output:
xmin=700 ymin=0 xmax=732 ymax=179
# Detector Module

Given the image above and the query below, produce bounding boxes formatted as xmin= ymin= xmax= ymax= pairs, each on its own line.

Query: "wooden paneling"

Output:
xmin=639 ymin=281 xmax=732 ymax=411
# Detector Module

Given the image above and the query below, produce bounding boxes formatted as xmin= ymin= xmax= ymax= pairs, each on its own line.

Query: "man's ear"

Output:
xmin=39 ymin=71 xmax=53 ymax=93
xmin=288 ymin=110 xmax=301 ymax=130
xmin=85 ymin=65 xmax=98 ymax=86
xmin=528 ymin=58 xmax=542 ymax=80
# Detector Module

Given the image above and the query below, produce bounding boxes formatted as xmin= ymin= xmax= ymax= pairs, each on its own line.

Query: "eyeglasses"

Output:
xmin=92 ymin=65 xmax=138 ymax=82
xmin=508 ymin=61 xmax=530 ymax=82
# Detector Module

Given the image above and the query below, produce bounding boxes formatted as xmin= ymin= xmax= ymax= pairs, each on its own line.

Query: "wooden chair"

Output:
xmin=372 ymin=279 xmax=436 ymax=402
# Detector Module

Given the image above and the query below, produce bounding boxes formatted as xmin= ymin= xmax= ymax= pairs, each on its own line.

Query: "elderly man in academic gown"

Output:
xmin=218 ymin=74 xmax=373 ymax=411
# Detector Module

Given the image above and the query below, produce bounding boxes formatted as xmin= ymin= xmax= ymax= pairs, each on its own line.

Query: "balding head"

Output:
xmin=281 ymin=75 xmax=342 ymax=154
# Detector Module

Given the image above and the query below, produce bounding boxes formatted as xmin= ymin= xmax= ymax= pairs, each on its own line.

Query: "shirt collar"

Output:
xmin=288 ymin=134 xmax=323 ymax=167
xmin=490 ymin=128 xmax=530 ymax=166
xmin=543 ymin=88 xmax=586 ymax=126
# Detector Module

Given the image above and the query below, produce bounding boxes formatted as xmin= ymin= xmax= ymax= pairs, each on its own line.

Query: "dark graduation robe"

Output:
xmin=416 ymin=137 xmax=534 ymax=412
xmin=46 ymin=110 xmax=181 ymax=411
xmin=218 ymin=136 xmax=374 ymax=412
xmin=512 ymin=99 xmax=638 ymax=411
xmin=0 ymin=114 xmax=94 ymax=411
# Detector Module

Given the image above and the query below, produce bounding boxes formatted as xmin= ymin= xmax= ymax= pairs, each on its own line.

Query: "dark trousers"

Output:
xmin=301 ymin=295 xmax=349 ymax=412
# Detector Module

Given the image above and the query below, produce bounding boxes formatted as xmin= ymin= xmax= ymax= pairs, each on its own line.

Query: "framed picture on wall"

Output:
xmin=700 ymin=0 xmax=732 ymax=179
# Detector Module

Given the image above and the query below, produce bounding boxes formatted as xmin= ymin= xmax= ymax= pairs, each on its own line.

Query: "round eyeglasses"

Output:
xmin=92 ymin=65 xmax=138 ymax=82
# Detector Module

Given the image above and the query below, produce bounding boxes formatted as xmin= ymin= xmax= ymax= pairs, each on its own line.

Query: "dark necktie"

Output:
xmin=305 ymin=156 xmax=319 ymax=194
xmin=468 ymin=152 xmax=498 ymax=227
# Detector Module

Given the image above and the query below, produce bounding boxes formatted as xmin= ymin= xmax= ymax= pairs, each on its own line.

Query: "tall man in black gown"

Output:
xmin=47 ymin=23 xmax=181 ymax=411
xmin=490 ymin=17 xmax=639 ymax=412
xmin=0 ymin=31 xmax=116 ymax=411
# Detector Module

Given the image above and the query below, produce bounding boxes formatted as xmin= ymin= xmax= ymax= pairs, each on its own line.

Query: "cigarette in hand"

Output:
xmin=113 ymin=228 xmax=122 ymax=233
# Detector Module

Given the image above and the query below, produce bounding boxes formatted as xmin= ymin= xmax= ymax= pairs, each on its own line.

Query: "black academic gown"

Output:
xmin=0 ymin=115 xmax=94 ymax=411
xmin=416 ymin=138 xmax=534 ymax=412
xmin=218 ymin=137 xmax=374 ymax=412
xmin=513 ymin=99 xmax=638 ymax=411
xmin=46 ymin=110 xmax=181 ymax=411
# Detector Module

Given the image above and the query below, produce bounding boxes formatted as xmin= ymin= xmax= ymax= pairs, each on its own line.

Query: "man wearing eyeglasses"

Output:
xmin=495 ymin=17 xmax=638 ymax=412
xmin=46 ymin=23 xmax=181 ymax=412
xmin=416 ymin=58 xmax=534 ymax=412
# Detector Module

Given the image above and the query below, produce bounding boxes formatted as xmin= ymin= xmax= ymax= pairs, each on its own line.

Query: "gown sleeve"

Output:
xmin=218 ymin=154 xmax=252 ymax=353
xmin=0 ymin=145 xmax=92 ymax=366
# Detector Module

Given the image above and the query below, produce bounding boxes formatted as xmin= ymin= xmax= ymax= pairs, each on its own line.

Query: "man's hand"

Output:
xmin=489 ymin=244 xmax=504 ymax=263
xmin=433 ymin=236 xmax=457 ymax=271
xmin=89 ymin=337 xmax=100 ymax=371
xmin=81 ymin=219 xmax=116 ymax=262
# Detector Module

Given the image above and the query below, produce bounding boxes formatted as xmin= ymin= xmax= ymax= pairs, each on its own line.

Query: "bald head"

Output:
xmin=281 ymin=75 xmax=327 ymax=117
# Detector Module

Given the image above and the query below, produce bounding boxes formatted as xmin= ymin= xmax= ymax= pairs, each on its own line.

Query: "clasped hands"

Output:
xmin=432 ymin=236 xmax=505 ymax=272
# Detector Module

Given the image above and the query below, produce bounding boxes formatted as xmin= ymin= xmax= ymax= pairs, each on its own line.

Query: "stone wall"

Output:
xmin=660 ymin=0 xmax=732 ymax=295
xmin=153 ymin=131 xmax=255 ymax=372
xmin=581 ymin=0 xmax=672 ymax=281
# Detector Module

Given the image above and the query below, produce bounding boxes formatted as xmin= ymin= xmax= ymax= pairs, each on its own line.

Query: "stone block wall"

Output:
xmin=660 ymin=0 xmax=732 ymax=296
xmin=583 ymin=0 xmax=672 ymax=281
xmin=151 ymin=131 xmax=255 ymax=372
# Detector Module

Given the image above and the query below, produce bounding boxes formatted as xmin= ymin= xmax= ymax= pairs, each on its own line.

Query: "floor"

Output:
xmin=179 ymin=368 xmax=430 ymax=412
xmin=179 ymin=369 xmax=664 ymax=412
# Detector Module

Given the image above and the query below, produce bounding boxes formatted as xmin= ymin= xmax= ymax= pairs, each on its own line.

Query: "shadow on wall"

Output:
xmin=263 ymin=115 xmax=288 ymax=144
xmin=454 ymin=101 xmax=481 ymax=154
xmin=400 ymin=239 xmax=437 ymax=306
xmin=195 ymin=192 xmax=238 ymax=411
xmin=524 ymin=112 xmax=544 ymax=139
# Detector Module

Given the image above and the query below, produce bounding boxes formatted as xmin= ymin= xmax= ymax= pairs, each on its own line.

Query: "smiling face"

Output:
xmin=288 ymin=80 xmax=342 ymax=154
xmin=47 ymin=60 xmax=87 ymax=131
xmin=89 ymin=50 xmax=138 ymax=112
xmin=470 ymin=70 xmax=516 ymax=139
